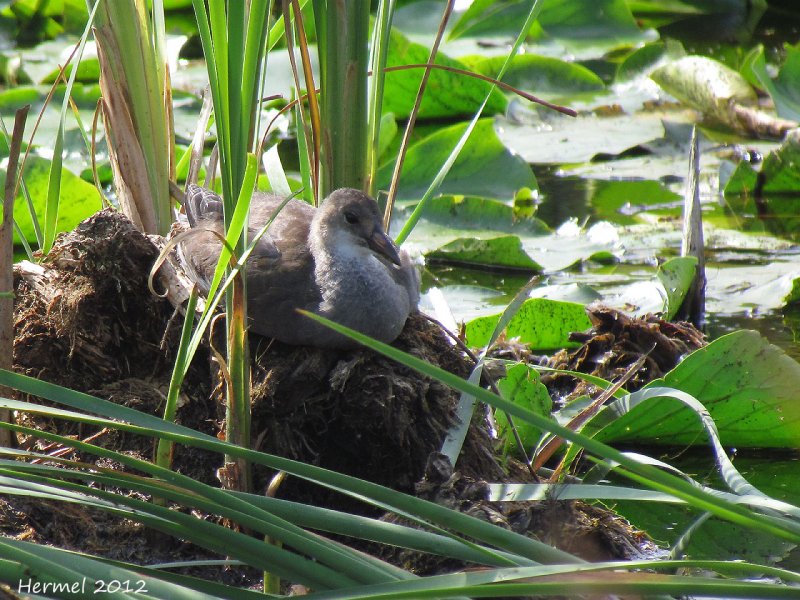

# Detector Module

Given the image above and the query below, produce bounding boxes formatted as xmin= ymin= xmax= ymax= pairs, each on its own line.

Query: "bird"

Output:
xmin=178 ymin=184 xmax=419 ymax=349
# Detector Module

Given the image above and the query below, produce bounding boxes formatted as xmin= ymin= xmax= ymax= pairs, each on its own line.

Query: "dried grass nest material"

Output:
xmin=8 ymin=208 xmax=655 ymax=574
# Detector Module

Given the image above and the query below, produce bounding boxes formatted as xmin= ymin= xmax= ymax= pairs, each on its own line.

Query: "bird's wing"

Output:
xmin=180 ymin=188 xmax=324 ymax=340
xmin=244 ymin=196 xmax=322 ymax=339
xmin=181 ymin=186 xmax=281 ymax=291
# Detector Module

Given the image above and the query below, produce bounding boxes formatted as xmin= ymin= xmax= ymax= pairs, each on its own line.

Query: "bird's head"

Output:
xmin=313 ymin=188 xmax=403 ymax=266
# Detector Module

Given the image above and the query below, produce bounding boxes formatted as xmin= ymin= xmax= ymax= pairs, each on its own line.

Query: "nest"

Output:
xmin=543 ymin=306 xmax=707 ymax=403
xmin=7 ymin=208 xmax=654 ymax=578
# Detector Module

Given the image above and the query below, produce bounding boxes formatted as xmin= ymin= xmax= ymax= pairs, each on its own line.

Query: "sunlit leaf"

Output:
xmin=463 ymin=54 xmax=604 ymax=96
xmin=651 ymin=55 xmax=757 ymax=124
xmin=0 ymin=156 xmax=101 ymax=244
xmin=377 ymin=119 xmax=536 ymax=201
xmin=383 ymin=28 xmax=507 ymax=119
xmin=596 ymin=330 xmax=800 ymax=448
xmin=429 ymin=234 xmax=542 ymax=271
xmin=745 ymin=43 xmax=800 ymax=122
xmin=496 ymin=363 xmax=553 ymax=453
xmin=465 ymin=298 xmax=592 ymax=349
xmin=495 ymin=111 xmax=665 ymax=164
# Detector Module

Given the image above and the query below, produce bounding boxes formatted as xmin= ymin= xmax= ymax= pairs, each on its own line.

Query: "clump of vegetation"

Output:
xmin=2 ymin=0 xmax=800 ymax=598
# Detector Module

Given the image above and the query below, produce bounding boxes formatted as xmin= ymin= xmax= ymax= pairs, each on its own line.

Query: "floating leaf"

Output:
xmin=652 ymin=55 xmax=757 ymax=109
xmin=450 ymin=0 xmax=644 ymax=46
xmin=449 ymin=0 xmax=539 ymax=39
xmin=496 ymin=364 xmax=554 ymax=454
xmin=465 ymin=298 xmax=591 ymax=350
xmin=1 ymin=156 xmax=102 ymax=245
xmin=464 ymin=54 xmax=604 ymax=96
xmin=745 ymin=43 xmax=800 ymax=122
xmin=377 ymin=119 xmax=536 ymax=201
xmin=412 ymin=194 xmax=547 ymax=234
xmin=616 ymin=41 xmax=667 ymax=81
xmin=725 ymin=130 xmax=800 ymax=198
xmin=595 ymin=330 xmax=800 ymax=448
xmin=495 ymin=111 xmax=665 ymax=164
xmin=428 ymin=235 xmax=542 ymax=272
xmin=536 ymin=0 xmax=644 ymax=43
xmin=651 ymin=55 xmax=757 ymax=127
xmin=383 ymin=28 xmax=507 ymax=120
xmin=41 ymin=57 xmax=100 ymax=84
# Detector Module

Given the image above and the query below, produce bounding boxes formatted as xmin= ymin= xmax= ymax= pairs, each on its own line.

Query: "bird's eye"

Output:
xmin=344 ymin=211 xmax=359 ymax=224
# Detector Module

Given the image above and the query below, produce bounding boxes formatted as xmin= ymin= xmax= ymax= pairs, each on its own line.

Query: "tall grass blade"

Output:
xmin=297 ymin=313 xmax=800 ymax=544
xmin=95 ymin=0 xmax=172 ymax=235
xmin=395 ymin=0 xmax=544 ymax=244
xmin=0 ymin=375 xmax=581 ymax=564
xmin=315 ymin=1 xmax=371 ymax=194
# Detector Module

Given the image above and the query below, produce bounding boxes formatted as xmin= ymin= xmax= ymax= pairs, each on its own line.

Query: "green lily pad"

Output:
xmin=377 ymin=118 xmax=536 ymax=201
xmin=3 ymin=0 xmax=88 ymax=39
xmin=450 ymin=0 xmax=645 ymax=47
xmin=41 ymin=56 xmax=100 ymax=84
xmin=449 ymin=0 xmax=541 ymax=40
xmin=428 ymin=234 xmax=542 ymax=272
xmin=616 ymin=41 xmax=667 ymax=81
xmin=0 ymin=85 xmax=41 ymax=111
xmin=496 ymin=363 xmax=554 ymax=454
xmin=590 ymin=179 xmax=683 ymax=225
xmin=537 ymin=0 xmax=645 ymax=45
xmin=745 ymin=43 xmax=800 ymax=123
xmin=465 ymin=297 xmax=592 ymax=350
xmin=412 ymin=194 xmax=547 ymax=234
xmin=463 ymin=54 xmax=604 ymax=96
xmin=596 ymin=330 xmax=800 ymax=448
xmin=383 ymin=27 xmax=507 ymax=120
xmin=1 ymin=155 xmax=102 ymax=245
xmin=725 ymin=130 xmax=800 ymax=199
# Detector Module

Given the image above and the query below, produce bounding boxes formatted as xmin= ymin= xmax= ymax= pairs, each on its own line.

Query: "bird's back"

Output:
xmin=180 ymin=186 xmax=323 ymax=342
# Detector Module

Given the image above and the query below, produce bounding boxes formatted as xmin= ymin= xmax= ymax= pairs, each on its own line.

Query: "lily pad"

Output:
xmin=495 ymin=110 xmax=665 ymax=164
xmin=41 ymin=56 xmax=100 ymax=84
xmin=383 ymin=27 xmax=507 ymax=120
xmin=410 ymin=194 xmax=547 ymax=234
xmin=428 ymin=235 xmax=542 ymax=272
xmin=725 ymin=130 xmax=800 ymax=198
xmin=463 ymin=54 xmax=604 ymax=96
xmin=595 ymin=330 xmax=800 ymax=448
xmin=616 ymin=41 xmax=668 ymax=81
xmin=703 ymin=261 xmax=800 ymax=314
xmin=465 ymin=297 xmax=592 ymax=350
xmin=450 ymin=0 xmax=645 ymax=48
xmin=377 ymin=119 xmax=537 ymax=201
xmin=745 ymin=43 xmax=800 ymax=123
xmin=651 ymin=55 xmax=757 ymax=125
xmin=496 ymin=363 xmax=553 ymax=454
xmin=1 ymin=155 xmax=102 ymax=245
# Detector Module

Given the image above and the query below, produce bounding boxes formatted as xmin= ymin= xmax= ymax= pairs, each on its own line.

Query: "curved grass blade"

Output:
xmin=297 ymin=312 xmax=800 ymax=544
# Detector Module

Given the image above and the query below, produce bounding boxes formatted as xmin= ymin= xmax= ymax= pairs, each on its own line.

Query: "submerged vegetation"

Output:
xmin=1 ymin=0 xmax=800 ymax=598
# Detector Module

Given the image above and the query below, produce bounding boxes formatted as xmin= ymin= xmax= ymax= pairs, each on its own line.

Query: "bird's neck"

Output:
xmin=312 ymin=230 xmax=402 ymax=316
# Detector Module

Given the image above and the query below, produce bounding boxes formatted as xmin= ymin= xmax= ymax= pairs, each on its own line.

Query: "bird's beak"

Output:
xmin=368 ymin=228 xmax=403 ymax=266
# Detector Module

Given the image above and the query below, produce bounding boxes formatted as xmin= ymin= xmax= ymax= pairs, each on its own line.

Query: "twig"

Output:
xmin=0 ymin=106 xmax=30 ymax=448
xmin=534 ymin=350 xmax=651 ymax=479
xmin=383 ymin=0 xmax=456 ymax=231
